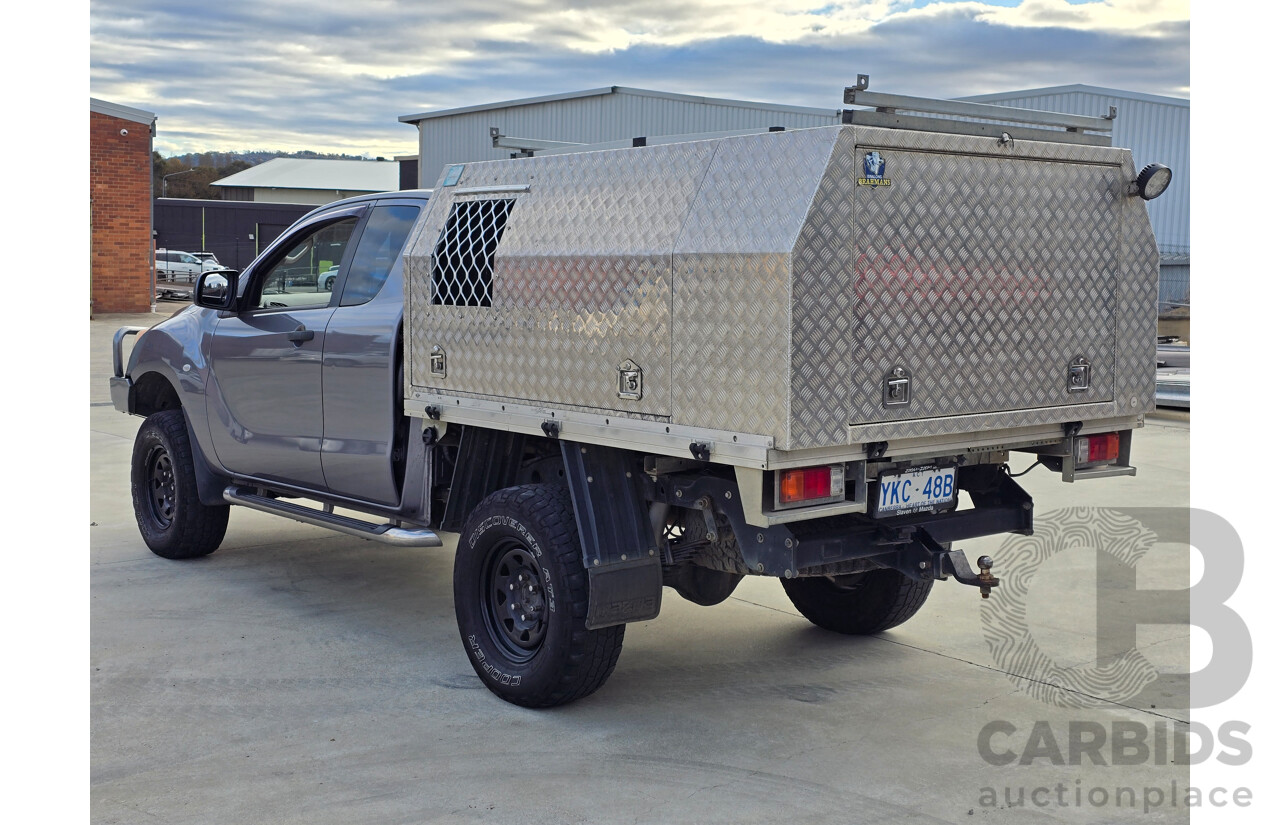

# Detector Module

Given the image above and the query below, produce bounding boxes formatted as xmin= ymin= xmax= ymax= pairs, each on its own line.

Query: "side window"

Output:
xmin=252 ymin=217 xmax=360 ymax=310
xmin=431 ymin=198 xmax=515 ymax=307
xmin=339 ymin=205 xmax=421 ymax=307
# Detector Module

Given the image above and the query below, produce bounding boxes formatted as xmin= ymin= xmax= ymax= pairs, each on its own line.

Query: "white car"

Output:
xmin=191 ymin=252 xmax=224 ymax=268
xmin=156 ymin=249 xmax=223 ymax=281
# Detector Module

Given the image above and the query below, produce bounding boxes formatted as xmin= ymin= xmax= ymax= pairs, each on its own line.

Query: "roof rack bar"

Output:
xmin=490 ymin=126 xmax=587 ymax=155
xmin=839 ymin=109 xmax=1112 ymax=147
xmin=844 ymin=87 xmax=1115 ymax=134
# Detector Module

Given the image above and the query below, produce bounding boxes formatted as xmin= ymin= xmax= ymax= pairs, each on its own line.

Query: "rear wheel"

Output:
xmin=454 ymin=484 xmax=624 ymax=707
xmin=780 ymin=568 xmax=932 ymax=634
xmin=130 ymin=410 xmax=229 ymax=559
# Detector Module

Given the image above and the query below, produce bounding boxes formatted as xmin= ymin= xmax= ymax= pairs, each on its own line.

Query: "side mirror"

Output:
xmin=196 ymin=269 xmax=239 ymax=310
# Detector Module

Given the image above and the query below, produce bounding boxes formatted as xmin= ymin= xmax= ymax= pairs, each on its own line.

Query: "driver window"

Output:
xmin=253 ymin=217 xmax=359 ymax=310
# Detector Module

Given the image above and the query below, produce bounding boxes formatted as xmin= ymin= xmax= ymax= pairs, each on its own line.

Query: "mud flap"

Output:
xmin=586 ymin=560 xmax=664 ymax=629
xmin=560 ymin=441 xmax=662 ymax=629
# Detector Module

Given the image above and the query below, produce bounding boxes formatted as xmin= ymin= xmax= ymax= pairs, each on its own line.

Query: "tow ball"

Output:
xmin=935 ymin=550 xmax=1001 ymax=599
xmin=975 ymin=555 xmax=999 ymax=599
xmin=905 ymin=534 xmax=1001 ymax=599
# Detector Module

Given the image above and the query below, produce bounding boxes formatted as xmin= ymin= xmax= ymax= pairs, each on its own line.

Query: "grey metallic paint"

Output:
xmin=208 ymin=306 xmax=337 ymax=489
xmin=118 ymin=191 xmax=434 ymax=514
xmin=320 ymin=264 xmax=406 ymax=506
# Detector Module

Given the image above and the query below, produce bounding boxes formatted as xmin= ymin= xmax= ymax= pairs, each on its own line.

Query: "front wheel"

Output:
xmin=130 ymin=409 xmax=229 ymax=559
xmin=454 ymin=484 xmax=624 ymax=707
xmin=780 ymin=568 xmax=932 ymax=635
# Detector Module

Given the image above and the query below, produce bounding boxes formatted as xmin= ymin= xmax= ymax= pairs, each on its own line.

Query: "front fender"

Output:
xmin=126 ymin=305 xmax=226 ymax=480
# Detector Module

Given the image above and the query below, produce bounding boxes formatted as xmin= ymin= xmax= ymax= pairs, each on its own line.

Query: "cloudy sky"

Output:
xmin=88 ymin=0 xmax=1189 ymax=158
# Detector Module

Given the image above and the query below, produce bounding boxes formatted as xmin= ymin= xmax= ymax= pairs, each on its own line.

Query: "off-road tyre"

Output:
xmin=454 ymin=484 xmax=624 ymax=707
xmin=130 ymin=409 xmax=229 ymax=559
xmin=780 ymin=569 xmax=933 ymax=635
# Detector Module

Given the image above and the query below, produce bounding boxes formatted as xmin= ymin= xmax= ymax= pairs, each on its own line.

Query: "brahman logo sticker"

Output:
xmin=859 ymin=151 xmax=891 ymax=187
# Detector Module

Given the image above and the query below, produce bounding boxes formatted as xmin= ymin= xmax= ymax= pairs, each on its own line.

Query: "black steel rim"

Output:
xmin=145 ymin=444 xmax=177 ymax=528
xmin=481 ymin=539 xmax=548 ymax=660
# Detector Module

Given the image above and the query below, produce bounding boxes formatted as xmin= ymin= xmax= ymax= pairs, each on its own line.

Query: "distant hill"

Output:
xmin=169 ymin=149 xmax=378 ymax=168
xmin=155 ymin=150 xmax=392 ymax=199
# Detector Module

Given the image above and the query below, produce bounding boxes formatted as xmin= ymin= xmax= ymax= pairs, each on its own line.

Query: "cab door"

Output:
xmin=206 ymin=206 xmax=367 ymax=489
xmin=320 ymin=200 xmax=424 ymax=505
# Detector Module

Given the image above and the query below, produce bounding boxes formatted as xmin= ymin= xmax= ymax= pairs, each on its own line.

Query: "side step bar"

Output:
xmin=223 ymin=486 xmax=444 ymax=548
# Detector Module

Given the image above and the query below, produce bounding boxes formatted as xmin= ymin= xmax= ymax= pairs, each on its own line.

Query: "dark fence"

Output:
xmin=154 ymin=198 xmax=315 ymax=271
xmin=1158 ymin=263 xmax=1190 ymax=316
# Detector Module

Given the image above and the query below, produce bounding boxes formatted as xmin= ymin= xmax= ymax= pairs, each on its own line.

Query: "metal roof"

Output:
xmin=210 ymin=158 xmax=400 ymax=192
xmin=400 ymin=86 xmax=838 ymax=123
xmin=400 ymin=82 xmax=1189 ymax=261
xmin=960 ymin=84 xmax=1188 ymax=108
xmin=90 ymin=97 xmax=156 ymax=126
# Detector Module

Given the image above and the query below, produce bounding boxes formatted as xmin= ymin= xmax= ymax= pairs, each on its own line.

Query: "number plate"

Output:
xmin=873 ymin=466 xmax=956 ymax=517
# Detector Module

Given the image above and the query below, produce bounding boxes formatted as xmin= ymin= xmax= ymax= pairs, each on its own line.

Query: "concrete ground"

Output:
xmin=91 ymin=307 xmax=1192 ymax=824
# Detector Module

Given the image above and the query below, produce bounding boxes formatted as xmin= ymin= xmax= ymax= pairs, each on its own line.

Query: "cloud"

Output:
xmin=89 ymin=0 xmax=1188 ymax=155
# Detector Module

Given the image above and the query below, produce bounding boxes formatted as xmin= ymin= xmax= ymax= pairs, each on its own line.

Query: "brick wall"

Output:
xmin=91 ymin=111 xmax=153 ymax=314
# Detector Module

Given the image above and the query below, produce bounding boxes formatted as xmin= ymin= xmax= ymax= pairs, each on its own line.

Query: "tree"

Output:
xmin=154 ymin=157 xmax=256 ymax=200
xmin=152 ymin=150 xmax=371 ymax=200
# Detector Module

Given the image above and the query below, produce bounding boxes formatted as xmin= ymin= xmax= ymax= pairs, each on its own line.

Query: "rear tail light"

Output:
xmin=1075 ymin=432 xmax=1120 ymax=465
xmin=777 ymin=465 xmax=846 ymax=507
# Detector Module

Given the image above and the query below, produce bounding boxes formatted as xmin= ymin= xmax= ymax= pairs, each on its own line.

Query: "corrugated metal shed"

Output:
xmin=401 ymin=83 xmax=1189 ymax=312
xmin=399 ymin=87 xmax=841 ymax=186
xmin=401 ymin=87 xmax=1188 ymax=252
xmin=961 ymin=85 xmax=1189 ymax=258
xmin=212 ymin=158 xmax=400 ymax=193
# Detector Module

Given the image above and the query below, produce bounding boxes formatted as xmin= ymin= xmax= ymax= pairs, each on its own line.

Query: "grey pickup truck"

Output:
xmin=111 ymin=90 xmax=1170 ymax=707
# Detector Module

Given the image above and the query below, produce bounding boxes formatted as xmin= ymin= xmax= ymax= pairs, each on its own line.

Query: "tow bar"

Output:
xmin=936 ymin=550 xmax=1000 ymax=599
xmin=902 ymin=531 xmax=1001 ymax=599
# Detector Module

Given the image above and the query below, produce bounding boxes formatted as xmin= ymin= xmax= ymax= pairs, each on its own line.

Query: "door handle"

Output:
xmin=287 ymin=326 xmax=315 ymax=344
